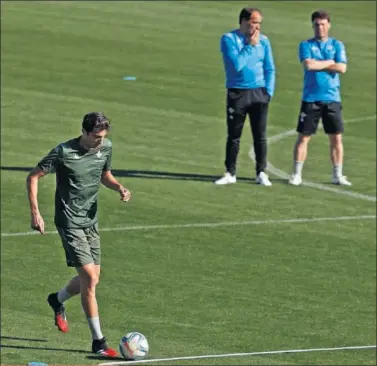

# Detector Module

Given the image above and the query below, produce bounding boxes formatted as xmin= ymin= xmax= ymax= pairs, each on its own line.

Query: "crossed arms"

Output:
xmin=302 ymin=59 xmax=347 ymax=74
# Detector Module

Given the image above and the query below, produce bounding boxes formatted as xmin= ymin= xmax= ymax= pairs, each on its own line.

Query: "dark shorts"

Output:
xmin=296 ymin=101 xmax=344 ymax=135
xmin=57 ymin=223 xmax=101 ymax=267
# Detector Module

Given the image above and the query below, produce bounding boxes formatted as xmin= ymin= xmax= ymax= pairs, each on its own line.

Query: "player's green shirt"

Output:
xmin=38 ymin=137 xmax=112 ymax=229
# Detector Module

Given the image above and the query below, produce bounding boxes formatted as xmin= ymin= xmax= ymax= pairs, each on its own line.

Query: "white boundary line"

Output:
xmin=99 ymin=345 xmax=376 ymax=365
xmin=248 ymin=115 xmax=377 ymax=202
xmin=1 ymin=215 xmax=375 ymax=237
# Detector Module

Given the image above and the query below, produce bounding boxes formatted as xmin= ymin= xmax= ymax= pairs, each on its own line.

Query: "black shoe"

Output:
xmin=47 ymin=293 xmax=68 ymax=333
xmin=92 ymin=337 xmax=117 ymax=357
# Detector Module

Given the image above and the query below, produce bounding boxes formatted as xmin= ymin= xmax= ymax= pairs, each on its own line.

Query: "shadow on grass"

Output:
xmin=86 ymin=354 xmax=125 ymax=361
xmin=0 ymin=344 xmax=88 ymax=354
xmin=0 ymin=336 xmax=47 ymax=342
xmin=0 ymin=166 xmax=287 ymax=184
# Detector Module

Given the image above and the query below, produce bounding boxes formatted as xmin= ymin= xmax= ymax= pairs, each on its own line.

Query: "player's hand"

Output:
xmin=31 ymin=212 xmax=45 ymax=234
xmin=119 ymin=186 xmax=131 ymax=202
xmin=248 ymin=29 xmax=260 ymax=46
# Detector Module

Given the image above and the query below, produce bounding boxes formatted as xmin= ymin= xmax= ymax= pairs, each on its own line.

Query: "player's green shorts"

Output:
xmin=56 ymin=223 xmax=101 ymax=267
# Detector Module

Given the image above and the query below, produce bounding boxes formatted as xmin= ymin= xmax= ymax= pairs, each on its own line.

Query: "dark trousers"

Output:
xmin=225 ymin=87 xmax=270 ymax=176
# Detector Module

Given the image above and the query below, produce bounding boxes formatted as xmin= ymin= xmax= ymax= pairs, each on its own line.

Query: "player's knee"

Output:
xmin=90 ymin=273 xmax=100 ymax=287
xmin=85 ymin=275 xmax=99 ymax=293
xmin=254 ymin=134 xmax=267 ymax=143
xmin=229 ymin=136 xmax=241 ymax=145
xmin=297 ymin=134 xmax=311 ymax=145
xmin=78 ymin=268 xmax=99 ymax=289
xmin=329 ymin=133 xmax=342 ymax=147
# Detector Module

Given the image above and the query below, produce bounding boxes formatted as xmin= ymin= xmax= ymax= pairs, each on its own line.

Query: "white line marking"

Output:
xmin=1 ymin=215 xmax=375 ymax=237
xmin=249 ymin=115 xmax=377 ymax=202
xmin=266 ymin=162 xmax=377 ymax=202
xmin=99 ymin=345 xmax=376 ymax=365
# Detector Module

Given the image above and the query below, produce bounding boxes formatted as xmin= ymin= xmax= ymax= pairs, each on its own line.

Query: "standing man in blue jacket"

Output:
xmin=215 ymin=7 xmax=275 ymax=186
xmin=289 ymin=10 xmax=351 ymax=186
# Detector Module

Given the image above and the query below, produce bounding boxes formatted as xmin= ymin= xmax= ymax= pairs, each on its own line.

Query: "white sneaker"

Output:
xmin=256 ymin=172 xmax=272 ymax=186
xmin=332 ymin=175 xmax=352 ymax=186
xmin=214 ymin=172 xmax=236 ymax=185
xmin=288 ymin=174 xmax=302 ymax=186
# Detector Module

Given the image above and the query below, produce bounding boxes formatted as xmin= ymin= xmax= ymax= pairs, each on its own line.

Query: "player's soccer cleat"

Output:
xmin=332 ymin=175 xmax=352 ymax=186
xmin=92 ymin=337 xmax=118 ymax=357
xmin=288 ymin=174 xmax=302 ymax=186
xmin=47 ymin=293 xmax=69 ymax=333
xmin=256 ymin=171 xmax=272 ymax=186
xmin=214 ymin=172 xmax=236 ymax=185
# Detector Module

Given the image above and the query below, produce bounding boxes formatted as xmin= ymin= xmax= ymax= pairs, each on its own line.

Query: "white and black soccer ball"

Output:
xmin=119 ymin=331 xmax=149 ymax=360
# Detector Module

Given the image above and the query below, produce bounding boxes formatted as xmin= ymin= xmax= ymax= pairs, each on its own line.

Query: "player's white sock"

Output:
xmin=333 ymin=164 xmax=343 ymax=177
xmin=293 ymin=161 xmax=304 ymax=176
xmin=57 ymin=288 xmax=73 ymax=304
xmin=88 ymin=316 xmax=104 ymax=340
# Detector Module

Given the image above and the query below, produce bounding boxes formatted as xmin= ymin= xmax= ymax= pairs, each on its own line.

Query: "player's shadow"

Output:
xmin=0 ymin=344 xmax=89 ymax=353
xmin=0 ymin=335 xmax=47 ymax=342
xmin=0 ymin=166 xmax=286 ymax=183
xmin=87 ymin=355 xmax=125 ymax=361
xmin=0 ymin=165 xmax=241 ymax=182
xmin=0 ymin=166 xmax=34 ymax=173
xmin=111 ymin=169 xmax=257 ymax=183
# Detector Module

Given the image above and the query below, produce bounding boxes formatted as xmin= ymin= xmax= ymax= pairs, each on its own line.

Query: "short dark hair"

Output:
xmin=311 ymin=10 xmax=331 ymax=23
xmin=82 ymin=112 xmax=111 ymax=133
xmin=239 ymin=7 xmax=262 ymax=24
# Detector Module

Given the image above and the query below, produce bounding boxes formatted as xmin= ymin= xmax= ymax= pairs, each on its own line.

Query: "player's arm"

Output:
xmin=26 ymin=166 xmax=48 ymax=234
xmin=302 ymin=59 xmax=335 ymax=71
xmin=299 ymin=41 xmax=334 ymax=71
xmin=263 ymin=37 xmax=275 ymax=97
xmin=221 ymin=34 xmax=255 ymax=72
xmin=101 ymin=170 xmax=131 ymax=202
xmin=324 ymin=63 xmax=347 ymax=74
xmin=324 ymin=41 xmax=347 ymax=74
xmin=26 ymin=146 xmax=60 ymax=234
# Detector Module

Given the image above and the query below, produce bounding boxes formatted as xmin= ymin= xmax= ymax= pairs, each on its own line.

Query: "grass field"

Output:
xmin=1 ymin=1 xmax=376 ymax=365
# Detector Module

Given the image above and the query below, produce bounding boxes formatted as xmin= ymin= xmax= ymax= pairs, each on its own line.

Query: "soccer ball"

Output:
xmin=119 ymin=332 xmax=149 ymax=360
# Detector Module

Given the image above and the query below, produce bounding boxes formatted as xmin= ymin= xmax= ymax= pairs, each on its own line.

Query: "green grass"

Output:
xmin=1 ymin=1 xmax=376 ymax=365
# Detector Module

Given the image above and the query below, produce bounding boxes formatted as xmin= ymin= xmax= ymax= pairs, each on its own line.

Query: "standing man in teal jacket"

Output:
xmin=215 ymin=7 xmax=275 ymax=186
